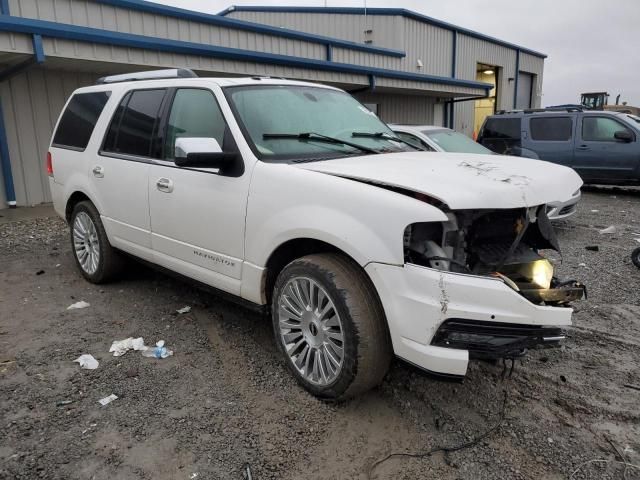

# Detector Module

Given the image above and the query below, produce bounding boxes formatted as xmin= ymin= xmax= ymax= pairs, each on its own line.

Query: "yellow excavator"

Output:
xmin=580 ymin=92 xmax=640 ymax=115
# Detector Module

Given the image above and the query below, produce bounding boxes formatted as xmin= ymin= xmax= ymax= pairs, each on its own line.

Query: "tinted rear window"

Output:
xmin=530 ymin=117 xmax=573 ymax=141
xmin=53 ymin=92 xmax=110 ymax=150
xmin=103 ymin=89 xmax=165 ymax=158
xmin=481 ymin=118 xmax=521 ymax=140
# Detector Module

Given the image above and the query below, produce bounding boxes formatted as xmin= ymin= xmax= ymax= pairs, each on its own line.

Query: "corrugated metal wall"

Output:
xmin=229 ymin=11 xmax=454 ymax=77
xmin=9 ymin=0 xmax=328 ymax=60
xmin=1 ymin=67 xmax=97 ymax=206
xmin=228 ymin=11 xmax=405 ymax=50
xmin=355 ymin=92 xmax=438 ymax=125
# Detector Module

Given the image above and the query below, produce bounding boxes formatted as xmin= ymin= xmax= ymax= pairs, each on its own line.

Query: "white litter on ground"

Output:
xmin=67 ymin=301 xmax=90 ymax=310
xmin=74 ymin=354 xmax=99 ymax=370
xmin=590 ymin=209 xmax=599 ymax=213
xmin=176 ymin=306 xmax=191 ymax=314
xmin=578 ymin=263 xmax=587 ymax=267
xmin=598 ymin=226 xmax=617 ymax=234
xmin=109 ymin=337 xmax=146 ymax=357
xmin=98 ymin=394 xmax=118 ymax=406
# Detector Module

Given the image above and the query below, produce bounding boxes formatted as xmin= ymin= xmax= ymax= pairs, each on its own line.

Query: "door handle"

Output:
xmin=576 ymin=145 xmax=590 ymax=151
xmin=92 ymin=165 xmax=104 ymax=178
xmin=156 ymin=178 xmax=174 ymax=193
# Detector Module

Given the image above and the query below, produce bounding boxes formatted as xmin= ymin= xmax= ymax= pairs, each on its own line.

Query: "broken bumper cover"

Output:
xmin=365 ymin=262 xmax=573 ymax=377
xmin=431 ymin=319 xmax=566 ymax=359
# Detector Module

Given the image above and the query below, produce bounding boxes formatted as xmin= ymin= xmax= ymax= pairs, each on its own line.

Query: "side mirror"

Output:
xmin=614 ymin=130 xmax=633 ymax=143
xmin=174 ymin=137 xmax=237 ymax=168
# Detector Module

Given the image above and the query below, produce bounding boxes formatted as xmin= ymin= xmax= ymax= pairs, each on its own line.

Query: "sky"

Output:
xmin=151 ymin=0 xmax=640 ymax=107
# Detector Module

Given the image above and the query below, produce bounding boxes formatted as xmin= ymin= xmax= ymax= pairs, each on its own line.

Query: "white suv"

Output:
xmin=48 ymin=69 xmax=585 ymax=400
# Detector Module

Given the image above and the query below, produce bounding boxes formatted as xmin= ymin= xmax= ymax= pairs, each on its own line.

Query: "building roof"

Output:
xmin=218 ymin=6 xmax=547 ymax=59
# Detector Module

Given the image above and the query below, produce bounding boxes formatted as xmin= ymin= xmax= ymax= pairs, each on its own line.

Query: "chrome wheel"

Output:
xmin=73 ymin=211 xmax=100 ymax=275
xmin=278 ymin=277 xmax=345 ymax=386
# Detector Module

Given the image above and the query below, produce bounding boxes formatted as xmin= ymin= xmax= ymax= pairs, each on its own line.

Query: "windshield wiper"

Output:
xmin=263 ymin=132 xmax=378 ymax=154
xmin=351 ymin=131 xmax=424 ymax=151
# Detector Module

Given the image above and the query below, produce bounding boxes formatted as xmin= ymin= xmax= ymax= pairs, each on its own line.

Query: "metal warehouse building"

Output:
xmin=0 ymin=0 xmax=545 ymax=209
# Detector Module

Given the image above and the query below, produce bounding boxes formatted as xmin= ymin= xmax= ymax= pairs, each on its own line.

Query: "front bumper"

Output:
xmin=365 ymin=262 xmax=573 ymax=377
xmin=546 ymin=191 xmax=581 ymax=220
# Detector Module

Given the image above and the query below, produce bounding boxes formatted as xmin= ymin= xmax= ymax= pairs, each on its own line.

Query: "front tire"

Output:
xmin=632 ymin=247 xmax=640 ymax=268
xmin=70 ymin=201 xmax=123 ymax=283
xmin=272 ymin=253 xmax=392 ymax=400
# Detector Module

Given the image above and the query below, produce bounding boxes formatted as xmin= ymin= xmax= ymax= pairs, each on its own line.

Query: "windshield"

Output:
xmin=423 ymin=129 xmax=492 ymax=154
xmin=626 ymin=114 xmax=640 ymax=125
xmin=225 ymin=85 xmax=410 ymax=161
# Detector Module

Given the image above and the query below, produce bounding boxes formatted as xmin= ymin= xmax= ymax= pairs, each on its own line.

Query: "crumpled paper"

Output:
xmin=109 ymin=337 xmax=146 ymax=357
xmin=67 ymin=301 xmax=90 ymax=310
xmin=73 ymin=354 xmax=99 ymax=369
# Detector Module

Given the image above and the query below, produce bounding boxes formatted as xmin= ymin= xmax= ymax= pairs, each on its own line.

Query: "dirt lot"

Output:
xmin=1 ymin=188 xmax=639 ymax=480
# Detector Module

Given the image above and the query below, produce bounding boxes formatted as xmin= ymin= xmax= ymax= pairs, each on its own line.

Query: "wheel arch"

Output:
xmin=65 ymin=190 xmax=93 ymax=223
xmin=263 ymin=237 xmax=373 ymax=307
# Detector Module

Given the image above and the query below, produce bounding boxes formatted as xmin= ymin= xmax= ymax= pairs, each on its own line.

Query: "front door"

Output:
xmin=148 ymin=87 xmax=250 ymax=295
xmin=90 ymin=88 xmax=167 ymax=261
xmin=573 ymin=115 xmax=639 ymax=183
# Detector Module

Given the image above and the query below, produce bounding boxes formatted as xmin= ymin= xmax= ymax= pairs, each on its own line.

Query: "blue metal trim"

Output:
xmin=368 ymin=74 xmax=376 ymax=92
xmin=451 ymin=31 xmax=457 ymax=78
xmin=0 ymin=99 xmax=16 ymax=206
xmin=222 ymin=6 xmax=547 ymax=59
xmin=0 ymin=16 xmax=493 ymax=92
xmin=32 ymin=34 xmax=45 ymax=63
xmin=513 ymin=49 xmax=520 ymax=109
xmin=0 ymin=0 xmax=9 ymax=15
xmin=450 ymin=102 xmax=455 ymax=130
xmin=95 ymin=0 xmax=405 ymax=58
xmin=326 ymin=44 xmax=332 ymax=62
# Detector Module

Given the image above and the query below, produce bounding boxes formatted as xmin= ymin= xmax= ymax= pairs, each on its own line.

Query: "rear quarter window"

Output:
xmin=481 ymin=118 xmax=521 ymax=140
xmin=530 ymin=117 xmax=573 ymax=141
xmin=479 ymin=118 xmax=521 ymax=154
xmin=52 ymin=91 xmax=110 ymax=150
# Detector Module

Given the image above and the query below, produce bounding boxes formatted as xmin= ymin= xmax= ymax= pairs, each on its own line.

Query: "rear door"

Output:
xmin=92 ymin=88 xmax=167 ymax=260
xmin=523 ymin=115 xmax=575 ymax=167
xmin=148 ymin=86 xmax=249 ymax=295
xmin=573 ymin=115 xmax=640 ymax=183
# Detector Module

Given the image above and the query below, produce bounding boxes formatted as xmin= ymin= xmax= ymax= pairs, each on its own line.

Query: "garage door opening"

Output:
xmin=516 ymin=71 xmax=534 ymax=109
xmin=474 ymin=63 xmax=498 ymax=138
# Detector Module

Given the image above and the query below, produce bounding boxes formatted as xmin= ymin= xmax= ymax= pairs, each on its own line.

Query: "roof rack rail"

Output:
xmin=495 ymin=106 xmax=584 ymax=115
xmin=96 ymin=68 xmax=198 ymax=85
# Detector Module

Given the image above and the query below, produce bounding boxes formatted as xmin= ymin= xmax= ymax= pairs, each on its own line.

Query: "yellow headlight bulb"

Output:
xmin=531 ymin=259 xmax=554 ymax=289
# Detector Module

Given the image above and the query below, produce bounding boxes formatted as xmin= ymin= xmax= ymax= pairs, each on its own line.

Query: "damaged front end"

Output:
xmin=404 ymin=205 xmax=586 ymax=359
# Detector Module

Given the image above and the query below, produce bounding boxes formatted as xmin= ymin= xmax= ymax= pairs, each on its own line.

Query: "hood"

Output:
xmin=296 ymin=152 xmax=583 ymax=210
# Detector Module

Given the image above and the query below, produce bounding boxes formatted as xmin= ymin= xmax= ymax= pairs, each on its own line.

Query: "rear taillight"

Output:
xmin=46 ymin=151 xmax=53 ymax=177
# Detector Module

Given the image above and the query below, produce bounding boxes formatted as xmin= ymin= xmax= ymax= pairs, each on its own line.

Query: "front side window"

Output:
xmin=164 ymin=89 xmax=227 ymax=160
xmin=53 ymin=91 xmax=110 ymax=150
xmin=582 ymin=117 xmax=633 ymax=142
xmin=424 ymin=129 xmax=492 ymax=154
xmin=530 ymin=117 xmax=573 ymax=141
xmin=103 ymin=89 xmax=166 ymax=158
xmin=225 ymin=85 xmax=409 ymax=161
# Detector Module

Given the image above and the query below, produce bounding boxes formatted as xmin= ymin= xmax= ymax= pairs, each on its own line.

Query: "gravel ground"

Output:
xmin=1 ymin=188 xmax=639 ymax=480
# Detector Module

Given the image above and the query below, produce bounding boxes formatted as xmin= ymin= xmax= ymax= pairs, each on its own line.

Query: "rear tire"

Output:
xmin=271 ymin=253 xmax=392 ymax=400
xmin=70 ymin=201 xmax=124 ymax=283
xmin=632 ymin=247 xmax=640 ymax=269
